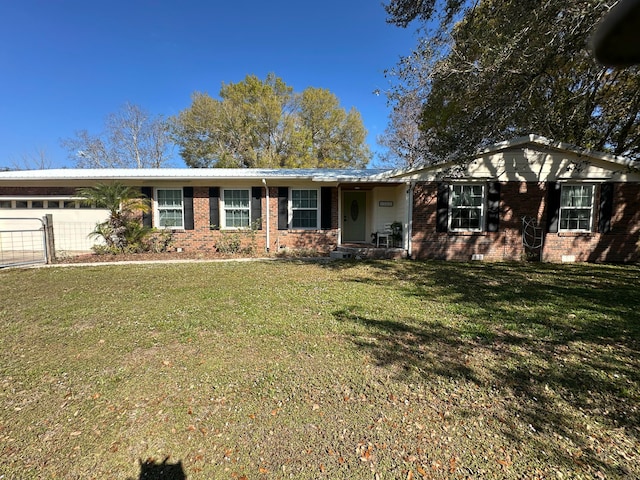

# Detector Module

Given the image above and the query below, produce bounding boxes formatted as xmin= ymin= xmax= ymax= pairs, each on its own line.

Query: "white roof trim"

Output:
xmin=0 ymin=168 xmax=395 ymax=183
xmin=387 ymin=134 xmax=636 ymax=178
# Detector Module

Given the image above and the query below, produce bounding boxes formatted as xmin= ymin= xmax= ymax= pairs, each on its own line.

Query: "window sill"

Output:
xmin=557 ymin=231 xmax=593 ymax=237
xmin=447 ymin=230 xmax=486 ymax=236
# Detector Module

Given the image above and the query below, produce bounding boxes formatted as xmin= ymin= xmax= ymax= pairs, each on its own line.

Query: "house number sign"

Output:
xmin=379 ymin=201 xmax=393 ymax=207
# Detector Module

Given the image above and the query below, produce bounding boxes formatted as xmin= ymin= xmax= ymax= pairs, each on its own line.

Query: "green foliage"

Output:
xmin=384 ymin=0 xmax=640 ymax=164
xmin=78 ymin=182 xmax=151 ymax=253
xmin=144 ymin=229 xmax=175 ymax=254
xmin=214 ymin=221 xmax=260 ymax=255
xmin=171 ymin=73 xmax=371 ymax=168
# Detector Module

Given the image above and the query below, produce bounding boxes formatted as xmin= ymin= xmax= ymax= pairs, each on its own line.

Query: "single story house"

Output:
xmin=1 ymin=135 xmax=639 ymax=263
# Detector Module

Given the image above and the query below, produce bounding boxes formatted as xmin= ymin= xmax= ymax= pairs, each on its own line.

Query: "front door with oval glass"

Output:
xmin=342 ymin=191 xmax=366 ymax=242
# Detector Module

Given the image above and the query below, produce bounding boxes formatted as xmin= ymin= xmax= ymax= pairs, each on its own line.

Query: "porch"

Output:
xmin=338 ymin=183 xmax=410 ymax=258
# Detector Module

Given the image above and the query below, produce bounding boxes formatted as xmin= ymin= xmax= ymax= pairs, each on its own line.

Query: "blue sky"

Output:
xmin=0 ymin=0 xmax=418 ymax=169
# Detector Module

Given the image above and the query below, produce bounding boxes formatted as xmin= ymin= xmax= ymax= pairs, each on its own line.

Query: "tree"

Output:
xmin=62 ymin=103 xmax=173 ymax=168
xmin=9 ymin=148 xmax=52 ymax=170
xmin=77 ymin=182 xmax=150 ymax=252
xmin=383 ymin=0 xmax=640 ymax=164
xmin=171 ymin=73 xmax=371 ymax=168
xmin=377 ymin=90 xmax=430 ymax=168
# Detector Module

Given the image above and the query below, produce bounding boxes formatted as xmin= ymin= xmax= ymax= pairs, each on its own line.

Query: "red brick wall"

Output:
xmin=170 ymin=186 xmax=338 ymax=254
xmin=411 ymin=181 xmax=640 ymax=263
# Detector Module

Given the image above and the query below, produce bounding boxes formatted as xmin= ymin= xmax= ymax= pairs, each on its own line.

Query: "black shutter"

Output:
xmin=320 ymin=187 xmax=333 ymax=229
xmin=251 ymin=186 xmax=262 ymax=230
xmin=546 ymin=182 xmax=561 ymax=233
xmin=141 ymin=187 xmax=153 ymax=228
xmin=183 ymin=187 xmax=194 ymax=230
xmin=278 ymin=187 xmax=288 ymax=230
xmin=209 ymin=187 xmax=220 ymax=230
xmin=436 ymin=182 xmax=449 ymax=232
xmin=598 ymin=182 xmax=614 ymax=233
xmin=486 ymin=181 xmax=501 ymax=232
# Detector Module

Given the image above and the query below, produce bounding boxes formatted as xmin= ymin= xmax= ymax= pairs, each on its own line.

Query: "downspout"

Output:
xmin=406 ymin=181 xmax=415 ymax=259
xmin=337 ymin=185 xmax=342 ymax=246
xmin=262 ymin=178 xmax=270 ymax=253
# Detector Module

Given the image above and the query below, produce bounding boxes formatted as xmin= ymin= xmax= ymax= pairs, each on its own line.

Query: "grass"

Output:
xmin=0 ymin=259 xmax=639 ymax=479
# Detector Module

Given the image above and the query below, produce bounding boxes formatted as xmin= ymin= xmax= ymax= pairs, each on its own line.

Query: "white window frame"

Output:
xmin=559 ymin=184 xmax=595 ymax=232
xmin=448 ymin=183 xmax=485 ymax=232
xmin=155 ymin=188 xmax=184 ymax=229
xmin=290 ymin=188 xmax=320 ymax=230
xmin=222 ymin=189 xmax=251 ymax=229
xmin=0 ymin=196 xmax=84 ymax=209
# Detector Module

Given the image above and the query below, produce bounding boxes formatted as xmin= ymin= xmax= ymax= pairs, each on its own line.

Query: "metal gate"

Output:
xmin=0 ymin=217 xmax=49 ymax=268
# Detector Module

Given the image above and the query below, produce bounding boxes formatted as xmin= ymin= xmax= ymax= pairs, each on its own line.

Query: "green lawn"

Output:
xmin=1 ymin=260 xmax=638 ymax=479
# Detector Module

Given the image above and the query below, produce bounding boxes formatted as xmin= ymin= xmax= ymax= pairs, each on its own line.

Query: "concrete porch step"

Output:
xmin=332 ymin=244 xmax=407 ymax=260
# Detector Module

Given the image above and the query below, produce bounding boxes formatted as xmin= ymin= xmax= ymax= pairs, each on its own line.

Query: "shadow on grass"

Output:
xmin=331 ymin=260 xmax=640 ymax=476
xmin=134 ymin=458 xmax=186 ymax=480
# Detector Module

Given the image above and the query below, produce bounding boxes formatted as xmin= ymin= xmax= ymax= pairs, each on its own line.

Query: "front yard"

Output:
xmin=0 ymin=260 xmax=638 ymax=478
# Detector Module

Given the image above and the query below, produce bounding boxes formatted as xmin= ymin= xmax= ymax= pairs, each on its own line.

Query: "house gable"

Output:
xmin=391 ymin=135 xmax=640 ymax=183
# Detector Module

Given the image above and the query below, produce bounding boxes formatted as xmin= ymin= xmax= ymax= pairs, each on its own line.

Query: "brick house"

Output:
xmin=1 ymin=135 xmax=638 ymax=262
xmin=394 ymin=135 xmax=640 ymax=263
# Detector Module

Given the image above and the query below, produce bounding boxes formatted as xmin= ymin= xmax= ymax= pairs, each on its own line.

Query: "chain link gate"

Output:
xmin=0 ymin=217 xmax=51 ymax=268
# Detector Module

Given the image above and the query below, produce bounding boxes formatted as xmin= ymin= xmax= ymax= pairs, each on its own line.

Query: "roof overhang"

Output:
xmin=0 ymin=167 xmax=404 ymax=186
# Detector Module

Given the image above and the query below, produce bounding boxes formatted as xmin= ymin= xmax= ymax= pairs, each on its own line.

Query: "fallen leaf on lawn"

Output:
xmin=312 ymin=403 xmax=320 ymax=411
xmin=406 ymin=470 xmax=414 ymax=480
xmin=259 ymin=467 xmax=269 ymax=474
xmin=70 ymin=431 xmax=82 ymax=437
xmin=360 ymin=449 xmax=371 ymax=462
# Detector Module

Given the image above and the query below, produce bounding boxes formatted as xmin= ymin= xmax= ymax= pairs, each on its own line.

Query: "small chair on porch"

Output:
xmin=376 ymin=223 xmax=393 ymax=248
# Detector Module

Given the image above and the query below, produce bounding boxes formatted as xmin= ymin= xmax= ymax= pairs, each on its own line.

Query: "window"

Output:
xmin=223 ymin=189 xmax=250 ymax=228
xmin=449 ymin=184 xmax=485 ymax=231
xmin=0 ymin=200 xmax=11 ymax=209
xmin=559 ymin=184 xmax=594 ymax=232
xmin=291 ymin=189 xmax=318 ymax=229
xmin=156 ymin=188 xmax=184 ymax=228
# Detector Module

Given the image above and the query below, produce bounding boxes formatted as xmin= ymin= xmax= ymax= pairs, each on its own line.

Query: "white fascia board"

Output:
xmin=0 ymin=168 xmax=397 ymax=183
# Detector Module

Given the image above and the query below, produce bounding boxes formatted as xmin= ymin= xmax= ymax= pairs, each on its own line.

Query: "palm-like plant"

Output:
xmin=77 ymin=182 xmax=150 ymax=252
